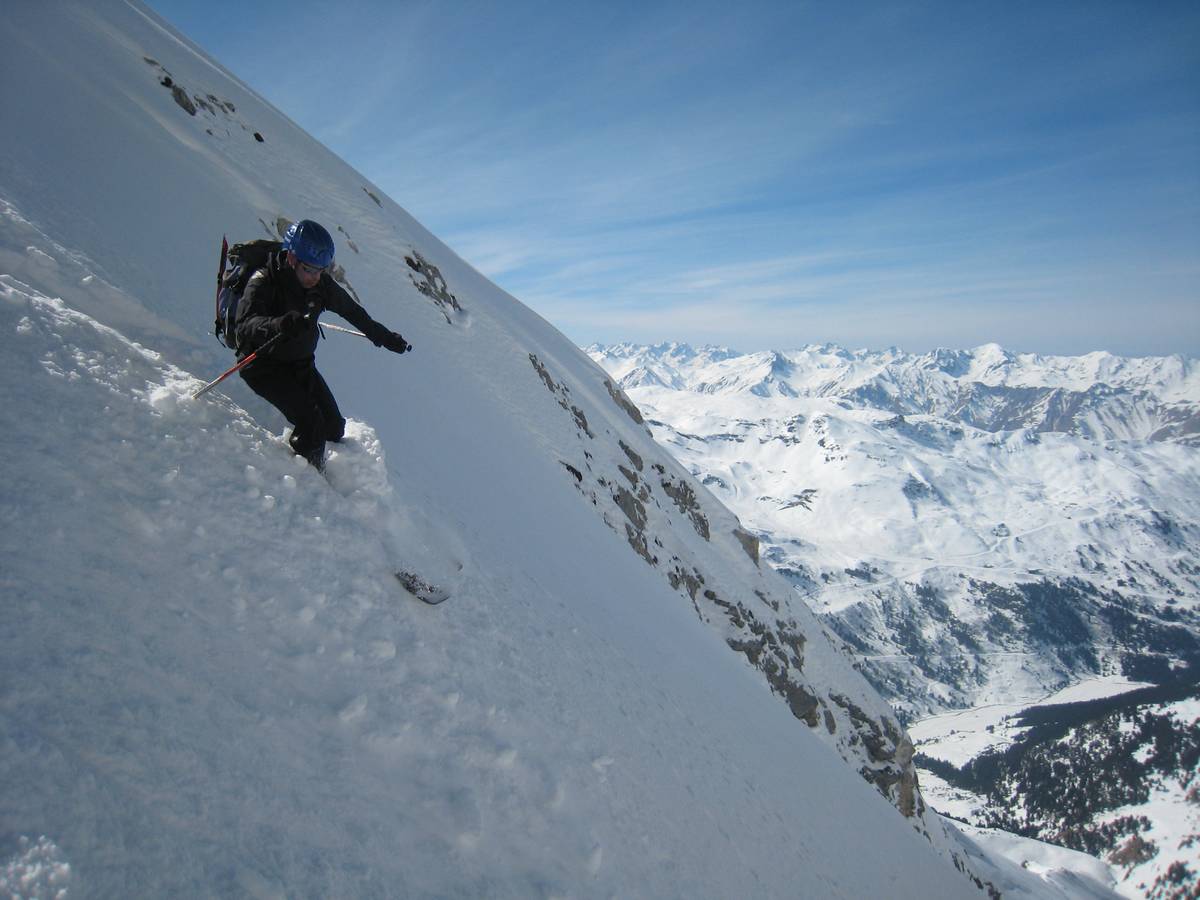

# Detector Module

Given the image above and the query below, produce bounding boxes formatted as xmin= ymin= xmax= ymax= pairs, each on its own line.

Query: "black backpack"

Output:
xmin=213 ymin=237 xmax=282 ymax=348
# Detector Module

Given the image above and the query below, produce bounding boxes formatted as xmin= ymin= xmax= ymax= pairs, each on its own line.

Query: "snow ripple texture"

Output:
xmin=0 ymin=836 xmax=71 ymax=900
xmin=0 ymin=279 xmax=485 ymax=897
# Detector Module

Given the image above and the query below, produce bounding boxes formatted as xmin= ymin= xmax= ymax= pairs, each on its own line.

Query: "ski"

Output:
xmin=395 ymin=570 xmax=450 ymax=605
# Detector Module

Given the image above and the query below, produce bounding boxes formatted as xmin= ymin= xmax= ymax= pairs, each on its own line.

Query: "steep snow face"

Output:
xmin=0 ymin=2 xmax=1068 ymax=897
xmin=2 ymin=268 xmax=988 ymax=899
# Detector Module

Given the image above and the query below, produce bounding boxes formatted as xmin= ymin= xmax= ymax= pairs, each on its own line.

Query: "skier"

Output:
xmin=235 ymin=219 xmax=409 ymax=470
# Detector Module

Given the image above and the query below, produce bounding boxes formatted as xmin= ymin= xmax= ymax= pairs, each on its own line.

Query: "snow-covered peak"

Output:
xmin=589 ymin=341 xmax=1200 ymax=443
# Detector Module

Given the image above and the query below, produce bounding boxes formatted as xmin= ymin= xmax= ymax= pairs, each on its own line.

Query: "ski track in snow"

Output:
xmin=0 ymin=277 xmax=609 ymax=896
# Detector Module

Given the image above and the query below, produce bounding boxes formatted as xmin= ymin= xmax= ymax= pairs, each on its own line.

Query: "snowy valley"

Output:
xmin=588 ymin=342 xmax=1200 ymax=897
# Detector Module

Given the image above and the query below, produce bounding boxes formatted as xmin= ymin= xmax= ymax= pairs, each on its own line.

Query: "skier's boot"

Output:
xmin=288 ymin=429 xmax=326 ymax=472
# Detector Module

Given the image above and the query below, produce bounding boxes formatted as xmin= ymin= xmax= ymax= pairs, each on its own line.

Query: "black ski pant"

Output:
xmin=240 ymin=357 xmax=346 ymax=465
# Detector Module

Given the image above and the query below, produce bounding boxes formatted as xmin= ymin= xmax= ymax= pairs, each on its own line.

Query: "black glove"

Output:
xmin=381 ymin=331 xmax=411 ymax=354
xmin=275 ymin=310 xmax=308 ymax=337
xmin=363 ymin=321 xmax=389 ymax=345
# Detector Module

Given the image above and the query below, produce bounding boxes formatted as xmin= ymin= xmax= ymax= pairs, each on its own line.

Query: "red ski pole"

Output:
xmin=191 ymin=332 xmax=283 ymax=400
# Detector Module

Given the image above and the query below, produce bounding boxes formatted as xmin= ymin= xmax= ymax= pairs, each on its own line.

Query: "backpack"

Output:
xmin=213 ymin=237 xmax=283 ymax=349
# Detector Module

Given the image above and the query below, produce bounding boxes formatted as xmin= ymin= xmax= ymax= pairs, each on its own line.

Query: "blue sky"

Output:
xmin=147 ymin=0 xmax=1199 ymax=356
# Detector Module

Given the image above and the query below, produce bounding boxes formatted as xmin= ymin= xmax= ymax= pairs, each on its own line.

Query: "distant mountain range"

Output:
xmin=591 ymin=341 xmax=1200 ymax=444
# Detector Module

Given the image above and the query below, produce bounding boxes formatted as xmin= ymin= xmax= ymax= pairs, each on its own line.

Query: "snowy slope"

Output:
xmin=0 ymin=2 xmax=1098 ymax=897
xmin=0 ymin=270 xmax=971 ymax=898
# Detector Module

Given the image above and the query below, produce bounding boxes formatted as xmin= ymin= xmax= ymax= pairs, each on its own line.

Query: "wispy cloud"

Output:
xmin=150 ymin=0 xmax=1200 ymax=356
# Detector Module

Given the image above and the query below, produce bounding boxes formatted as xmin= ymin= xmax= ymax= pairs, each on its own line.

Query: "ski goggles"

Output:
xmin=295 ymin=260 xmax=327 ymax=277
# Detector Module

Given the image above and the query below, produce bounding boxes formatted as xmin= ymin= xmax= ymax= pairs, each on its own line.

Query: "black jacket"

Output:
xmin=235 ymin=251 xmax=384 ymax=361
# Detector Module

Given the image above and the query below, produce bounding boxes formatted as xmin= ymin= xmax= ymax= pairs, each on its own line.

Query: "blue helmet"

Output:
xmin=282 ymin=219 xmax=335 ymax=268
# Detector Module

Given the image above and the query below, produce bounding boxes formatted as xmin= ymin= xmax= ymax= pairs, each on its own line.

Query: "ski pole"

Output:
xmin=321 ymin=322 xmax=368 ymax=339
xmin=191 ymin=332 xmax=284 ymax=400
xmin=321 ymin=321 xmax=412 ymax=351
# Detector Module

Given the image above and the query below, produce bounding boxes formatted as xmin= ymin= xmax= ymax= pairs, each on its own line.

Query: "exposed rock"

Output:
xmin=615 ymin=487 xmax=647 ymax=532
xmin=832 ymin=693 xmax=893 ymax=762
xmin=902 ymin=475 xmax=936 ymax=502
xmin=779 ymin=488 xmax=818 ymax=510
xmin=668 ymin=565 xmax=703 ymax=600
xmin=709 ymin=590 xmax=749 ymax=631
xmin=530 ymin=353 xmax=557 ymax=394
xmin=336 ymin=225 xmax=360 ymax=254
xmin=165 ymin=79 xmax=196 ymax=115
xmin=770 ymin=673 xmax=821 ymax=727
xmin=144 ymin=57 xmax=249 ymax=138
xmin=825 ymin=692 xmax=922 ymax=816
xmin=605 ymin=379 xmax=644 ymax=424
xmin=570 ymin=405 xmax=592 ymax=438
xmin=661 ymin=477 xmax=709 ymax=540
xmin=733 ymin=527 xmax=759 ymax=565
xmin=625 ymin=524 xmax=655 ymax=566
xmin=530 ymin=355 xmax=595 ymax=440
xmin=618 ymin=439 xmax=643 ymax=471
xmin=755 ymin=588 xmax=779 ymax=612
xmin=405 ymin=251 xmax=463 ymax=322
xmin=780 ymin=626 xmax=806 ymax=665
